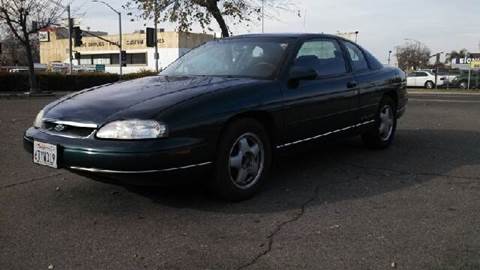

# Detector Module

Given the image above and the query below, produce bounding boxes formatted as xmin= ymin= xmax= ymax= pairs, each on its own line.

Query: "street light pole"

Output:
xmin=388 ymin=50 xmax=392 ymax=65
xmin=92 ymin=0 xmax=122 ymax=77
xmin=354 ymin=31 xmax=359 ymax=43
xmin=154 ymin=0 xmax=159 ymax=72
xmin=46 ymin=0 xmax=73 ymax=74
xmin=118 ymin=11 xmax=122 ymax=77
xmin=261 ymin=0 xmax=265 ymax=33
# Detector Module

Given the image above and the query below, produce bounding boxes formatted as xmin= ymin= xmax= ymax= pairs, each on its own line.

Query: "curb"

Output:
xmin=0 ymin=92 xmax=71 ymax=99
xmin=408 ymin=90 xmax=480 ymax=96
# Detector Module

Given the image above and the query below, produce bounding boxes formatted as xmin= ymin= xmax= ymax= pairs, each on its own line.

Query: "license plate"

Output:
xmin=33 ymin=141 xmax=58 ymax=169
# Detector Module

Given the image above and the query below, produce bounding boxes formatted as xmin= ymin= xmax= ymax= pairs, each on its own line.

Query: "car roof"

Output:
xmin=225 ymin=33 xmax=346 ymax=40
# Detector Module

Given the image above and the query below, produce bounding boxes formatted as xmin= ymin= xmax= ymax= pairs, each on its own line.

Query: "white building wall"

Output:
xmin=68 ymin=47 xmax=192 ymax=75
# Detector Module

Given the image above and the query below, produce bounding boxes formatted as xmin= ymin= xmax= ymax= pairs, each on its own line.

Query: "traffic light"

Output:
xmin=73 ymin=27 xmax=83 ymax=47
xmin=146 ymin=27 xmax=155 ymax=47
xmin=121 ymin=50 xmax=127 ymax=67
xmin=74 ymin=52 xmax=81 ymax=60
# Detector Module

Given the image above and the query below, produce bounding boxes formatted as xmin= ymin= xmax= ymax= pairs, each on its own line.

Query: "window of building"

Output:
xmin=79 ymin=56 xmax=92 ymax=65
xmin=92 ymin=54 xmax=111 ymax=65
xmin=78 ymin=53 xmax=147 ymax=66
xmin=111 ymin=53 xmax=147 ymax=65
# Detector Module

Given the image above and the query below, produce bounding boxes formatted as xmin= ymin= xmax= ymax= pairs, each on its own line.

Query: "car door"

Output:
xmin=342 ymin=41 xmax=388 ymax=124
xmin=406 ymin=72 xmax=417 ymax=87
xmin=416 ymin=72 xmax=429 ymax=87
xmin=281 ymin=38 xmax=358 ymax=144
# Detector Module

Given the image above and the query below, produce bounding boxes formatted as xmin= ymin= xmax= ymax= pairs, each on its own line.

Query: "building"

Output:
xmin=39 ymin=28 xmax=214 ymax=74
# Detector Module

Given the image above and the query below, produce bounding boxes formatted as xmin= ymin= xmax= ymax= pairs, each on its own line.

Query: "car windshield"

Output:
xmin=161 ymin=39 xmax=290 ymax=79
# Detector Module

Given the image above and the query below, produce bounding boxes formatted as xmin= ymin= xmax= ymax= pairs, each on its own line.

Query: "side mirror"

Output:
xmin=289 ymin=66 xmax=318 ymax=81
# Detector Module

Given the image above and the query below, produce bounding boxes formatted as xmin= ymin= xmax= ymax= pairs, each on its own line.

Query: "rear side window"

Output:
xmin=295 ymin=39 xmax=347 ymax=77
xmin=343 ymin=41 xmax=369 ymax=72
xmin=362 ymin=49 xmax=384 ymax=70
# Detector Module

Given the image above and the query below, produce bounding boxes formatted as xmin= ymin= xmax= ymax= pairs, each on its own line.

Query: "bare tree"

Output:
xmin=0 ymin=0 xmax=61 ymax=92
xmin=395 ymin=42 xmax=431 ymax=71
xmin=0 ymin=27 xmax=40 ymax=66
xmin=126 ymin=0 xmax=293 ymax=38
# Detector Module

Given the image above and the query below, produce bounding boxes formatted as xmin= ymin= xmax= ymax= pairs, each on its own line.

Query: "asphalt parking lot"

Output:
xmin=1 ymin=92 xmax=480 ymax=270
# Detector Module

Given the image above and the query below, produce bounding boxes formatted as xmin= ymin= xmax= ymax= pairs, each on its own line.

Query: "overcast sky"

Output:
xmin=69 ymin=0 xmax=479 ymax=63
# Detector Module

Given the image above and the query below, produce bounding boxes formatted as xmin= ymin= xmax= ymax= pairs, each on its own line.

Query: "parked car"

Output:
xmin=8 ymin=68 xmax=29 ymax=73
xmin=24 ymin=33 xmax=408 ymax=201
xmin=451 ymin=72 xmax=480 ymax=89
xmin=407 ymin=70 xmax=446 ymax=88
xmin=436 ymin=71 xmax=458 ymax=85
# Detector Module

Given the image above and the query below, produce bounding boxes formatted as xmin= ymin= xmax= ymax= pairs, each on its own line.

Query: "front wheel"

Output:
xmin=209 ymin=119 xmax=272 ymax=201
xmin=362 ymin=96 xmax=397 ymax=149
xmin=459 ymin=81 xmax=468 ymax=89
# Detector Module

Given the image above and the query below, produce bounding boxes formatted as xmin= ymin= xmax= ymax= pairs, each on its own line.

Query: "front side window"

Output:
xmin=162 ymin=39 xmax=290 ymax=79
xmin=294 ymin=39 xmax=347 ymax=76
xmin=344 ymin=41 xmax=369 ymax=72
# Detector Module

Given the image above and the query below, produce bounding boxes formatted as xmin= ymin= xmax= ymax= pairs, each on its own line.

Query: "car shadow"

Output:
xmin=81 ymin=128 xmax=480 ymax=214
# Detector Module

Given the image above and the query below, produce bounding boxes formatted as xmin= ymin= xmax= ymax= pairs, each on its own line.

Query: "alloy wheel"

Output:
xmin=228 ymin=133 xmax=265 ymax=189
xmin=379 ymin=105 xmax=394 ymax=141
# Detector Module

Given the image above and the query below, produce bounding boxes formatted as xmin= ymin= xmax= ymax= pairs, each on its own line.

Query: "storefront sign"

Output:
xmin=79 ymin=38 xmax=165 ymax=48
xmin=451 ymin=53 xmax=480 ymax=70
xmin=470 ymin=60 xmax=480 ymax=69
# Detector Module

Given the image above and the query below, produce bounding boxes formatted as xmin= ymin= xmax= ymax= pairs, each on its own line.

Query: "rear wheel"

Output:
xmin=425 ymin=81 xmax=434 ymax=89
xmin=362 ymin=96 xmax=397 ymax=149
xmin=209 ymin=119 xmax=272 ymax=201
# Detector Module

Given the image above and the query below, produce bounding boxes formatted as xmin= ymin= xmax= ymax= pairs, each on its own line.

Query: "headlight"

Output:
xmin=96 ymin=120 xmax=167 ymax=139
xmin=33 ymin=109 xmax=44 ymax=128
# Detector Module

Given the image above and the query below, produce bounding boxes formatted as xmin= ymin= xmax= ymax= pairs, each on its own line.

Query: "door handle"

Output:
xmin=347 ymin=81 xmax=358 ymax=88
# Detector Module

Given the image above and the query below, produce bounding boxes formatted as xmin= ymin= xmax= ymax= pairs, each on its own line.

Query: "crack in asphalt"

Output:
xmin=0 ymin=173 xmax=63 ymax=190
xmin=235 ymin=161 xmax=479 ymax=270
xmin=235 ymin=185 xmax=321 ymax=270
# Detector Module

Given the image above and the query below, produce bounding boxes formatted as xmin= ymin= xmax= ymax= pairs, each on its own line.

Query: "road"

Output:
xmin=1 ymin=92 xmax=480 ymax=270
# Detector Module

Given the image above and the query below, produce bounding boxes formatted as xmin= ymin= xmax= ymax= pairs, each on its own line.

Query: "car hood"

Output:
xmin=43 ymin=75 xmax=262 ymax=126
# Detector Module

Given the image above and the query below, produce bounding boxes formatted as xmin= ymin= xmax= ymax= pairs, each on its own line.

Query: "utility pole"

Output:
xmin=354 ymin=31 xmax=359 ymax=43
xmin=429 ymin=52 xmax=443 ymax=90
xmin=388 ymin=50 xmax=392 ymax=65
xmin=67 ymin=5 xmax=73 ymax=74
xmin=154 ymin=0 xmax=159 ymax=72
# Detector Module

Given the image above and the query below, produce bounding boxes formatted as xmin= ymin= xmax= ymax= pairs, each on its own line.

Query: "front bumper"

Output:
xmin=24 ymin=127 xmax=213 ymax=174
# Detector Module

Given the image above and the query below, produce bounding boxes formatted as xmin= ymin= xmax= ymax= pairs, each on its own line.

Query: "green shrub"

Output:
xmin=121 ymin=69 xmax=158 ymax=81
xmin=0 ymin=71 xmax=157 ymax=92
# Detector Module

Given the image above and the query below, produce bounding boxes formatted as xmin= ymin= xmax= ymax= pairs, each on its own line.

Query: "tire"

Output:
xmin=459 ymin=81 xmax=468 ymax=89
xmin=362 ymin=96 xmax=397 ymax=149
xmin=425 ymin=81 xmax=434 ymax=89
xmin=209 ymin=118 xmax=272 ymax=201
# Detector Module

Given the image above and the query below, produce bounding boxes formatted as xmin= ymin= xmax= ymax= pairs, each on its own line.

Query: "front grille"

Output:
xmin=43 ymin=121 xmax=96 ymax=138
